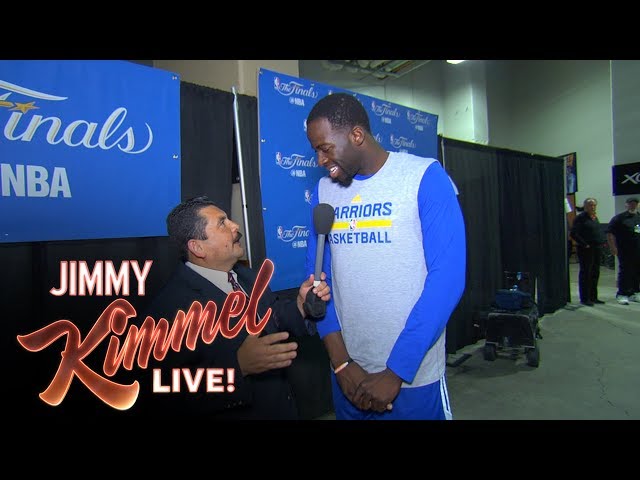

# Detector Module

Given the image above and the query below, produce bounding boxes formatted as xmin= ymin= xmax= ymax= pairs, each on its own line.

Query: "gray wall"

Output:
xmin=298 ymin=61 xmax=445 ymax=134
xmin=492 ymin=60 xmax=613 ymax=218
xmin=611 ymin=60 xmax=640 ymax=214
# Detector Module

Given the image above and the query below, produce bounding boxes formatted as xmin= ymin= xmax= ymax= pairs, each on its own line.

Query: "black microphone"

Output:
xmin=304 ymin=203 xmax=334 ymax=319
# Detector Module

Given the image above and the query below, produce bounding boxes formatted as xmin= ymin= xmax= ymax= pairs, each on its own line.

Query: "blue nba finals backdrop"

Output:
xmin=259 ymin=68 xmax=438 ymax=291
xmin=0 ymin=60 xmax=180 ymax=243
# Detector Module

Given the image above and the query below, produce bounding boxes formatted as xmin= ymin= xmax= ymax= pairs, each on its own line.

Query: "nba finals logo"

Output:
xmin=276 ymin=225 xmax=309 ymax=243
xmin=370 ymin=100 xmax=400 ymax=118
xmin=0 ymin=79 xmax=154 ymax=156
xmin=273 ymin=77 xmax=318 ymax=98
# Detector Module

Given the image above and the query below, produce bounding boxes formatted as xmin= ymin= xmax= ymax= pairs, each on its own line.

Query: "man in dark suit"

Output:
xmin=570 ymin=197 xmax=606 ymax=306
xmin=134 ymin=196 xmax=330 ymax=419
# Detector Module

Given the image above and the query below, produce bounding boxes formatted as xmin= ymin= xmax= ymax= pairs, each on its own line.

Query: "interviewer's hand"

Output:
xmin=237 ymin=331 xmax=297 ymax=376
xmin=296 ymin=272 xmax=331 ymax=316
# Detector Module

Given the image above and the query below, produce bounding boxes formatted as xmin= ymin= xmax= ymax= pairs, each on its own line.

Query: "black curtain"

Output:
xmin=439 ymin=137 xmax=567 ymax=352
xmin=236 ymin=94 xmax=266 ymax=269
xmin=180 ymin=82 xmax=234 ymax=212
xmin=440 ymin=137 xmax=503 ymax=353
xmin=497 ymin=149 xmax=567 ymax=314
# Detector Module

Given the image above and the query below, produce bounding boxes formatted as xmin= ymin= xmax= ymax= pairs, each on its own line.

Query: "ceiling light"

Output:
xmin=446 ymin=60 xmax=466 ymax=64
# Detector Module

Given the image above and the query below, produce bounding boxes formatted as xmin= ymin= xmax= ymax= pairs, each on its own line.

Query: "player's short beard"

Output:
xmin=335 ymin=175 xmax=354 ymax=187
xmin=333 ymin=158 xmax=359 ymax=187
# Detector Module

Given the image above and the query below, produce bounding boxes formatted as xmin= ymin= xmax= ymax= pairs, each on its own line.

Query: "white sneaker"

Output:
xmin=617 ymin=295 xmax=630 ymax=305
xmin=630 ymin=293 xmax=640 ymax=303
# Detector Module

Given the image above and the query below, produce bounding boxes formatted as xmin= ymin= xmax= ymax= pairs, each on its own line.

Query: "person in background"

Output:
xmin=570 ymin=197 xmax=607 ymax=306
xmin=566 ymin=153 xmax=578 ymax=194
xmin=304 ymin=93 xmax=466 ymax=420
xmin=139 ymin=196 xmax=330 ymax=419
xmin=565 ymin=197 xmax=574 ymax=262
xmin=606 ymin=197 xmax=640 ymax=305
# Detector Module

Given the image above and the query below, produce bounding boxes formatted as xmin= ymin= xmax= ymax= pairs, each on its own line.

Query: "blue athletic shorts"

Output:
xmin=330 ymin=372 xmax=452 ymax=420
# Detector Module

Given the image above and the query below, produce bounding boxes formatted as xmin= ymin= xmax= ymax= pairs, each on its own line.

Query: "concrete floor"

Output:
xmin=447 ymin=261 xmax=639 ymax=420
xmin=316 ymin=260 xmax=640 ymax=420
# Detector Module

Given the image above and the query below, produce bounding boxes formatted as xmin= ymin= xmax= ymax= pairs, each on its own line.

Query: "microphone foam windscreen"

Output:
xmin=313 ymin=203 xmax=335 ymax=235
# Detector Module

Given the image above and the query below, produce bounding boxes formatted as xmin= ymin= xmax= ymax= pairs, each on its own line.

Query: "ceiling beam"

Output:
xmin=324 ymin=60 xmax=432 ymax=80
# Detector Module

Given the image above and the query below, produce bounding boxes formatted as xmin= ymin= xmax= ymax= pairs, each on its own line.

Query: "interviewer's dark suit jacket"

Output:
xmin=134 ymin=261 xmax=311 ymax=419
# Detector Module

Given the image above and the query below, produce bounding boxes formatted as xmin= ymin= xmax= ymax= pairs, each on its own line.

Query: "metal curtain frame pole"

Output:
xmin=231 ymin=86 xmax=252 ymax=268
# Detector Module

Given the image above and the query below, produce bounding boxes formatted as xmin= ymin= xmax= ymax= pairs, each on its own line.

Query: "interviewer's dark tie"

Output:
xmin=228 ymin=271 xmax=243 ymax=292
xmin=228 ymin=271 xmax=277 ymax=331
